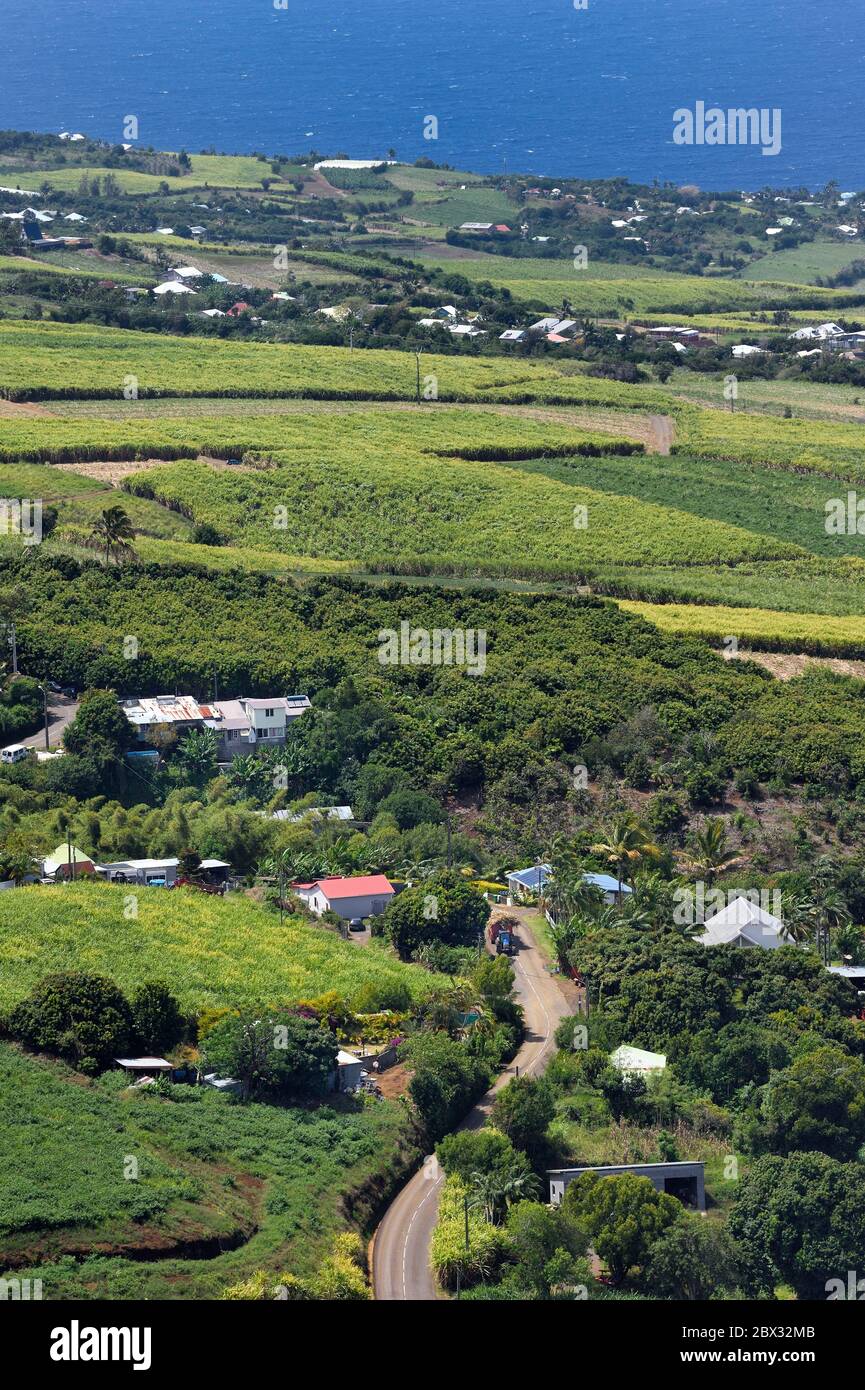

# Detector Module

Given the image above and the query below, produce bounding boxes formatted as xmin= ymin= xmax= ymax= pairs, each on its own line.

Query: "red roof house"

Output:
xmin=292 ymin=874 xmax=395 ymax=921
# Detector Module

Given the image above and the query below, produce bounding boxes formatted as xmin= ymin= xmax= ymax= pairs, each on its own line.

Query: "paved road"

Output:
xmin=372 ymin=908 xmax=576 ymax=1301
xmin=18 ymin=693 xmax=79 ymax=750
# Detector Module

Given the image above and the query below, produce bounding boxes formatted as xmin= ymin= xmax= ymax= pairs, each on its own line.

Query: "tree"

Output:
xmin=130 ymin=981 xmax=185 ymax=1054
xmin=739 ymin=1045 xmax=865 ymax=1161
xmin=676 ymin=818 xmax=744 ymax=886
xmin=402 ymin=1031 xmax=487 ymax=1142
xmin=505 ymin=1200 xmax=588 ymax=1298
xmin=591 ymin=815 xmax=661 ymax=898
xmin=64 ymin=689 xmax=136 ymax=759
xmin=382 ymin=872 xmax=489 ymax=960
xmin=84 ymin=506 xmax=137 ymax=566
xmin=730 ymin=1151 xmax=865 ymax=1299
xmin=203 ymin=1010 xmax=337 ymax=1102
xmin=642 ymin=1218 xmax=740 ymax=1300
xmin=6 ymin=972 xmax=133 ymax=1072
xmin=562 ymin=1171 xmax=681 ymax=1284
xmin=436 ymin=1127 xmax=532 ymax=1187
xmin=490 ymin=1076 xmax=555 ymax=1164
xmin=468 ymin=1166 xmax=540 ymax=1225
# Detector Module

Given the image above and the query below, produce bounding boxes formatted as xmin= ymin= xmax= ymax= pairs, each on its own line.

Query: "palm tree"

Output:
xmin=84 ymin=506 xmax=137 ymax=566
xmin=591 ymin=815 xmax=661 ymax=900
xmin=676 ymin=818 xmax=744 ymax=888
xmin=468 ymin=1166 xmax=541 ymax=1225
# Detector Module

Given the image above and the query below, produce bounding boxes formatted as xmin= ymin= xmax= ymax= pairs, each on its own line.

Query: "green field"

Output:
xmin=416 ymin=253 xmax=854 ymax=315
xmin=737 ymin=238 xmax=865 ymax=285
xmin=0 ymin=882 xmax=443 ymax=1014
xmin=616 ymin=599 xmax=865 ymax=656
xmin=32 ymin=154 xmax=283 ymax=193
xmin=0 ymin=1042 xmax=412 ymax=1298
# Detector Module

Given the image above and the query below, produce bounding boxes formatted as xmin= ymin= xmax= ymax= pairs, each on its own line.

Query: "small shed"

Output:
xmin=331 ymin=1050 xmax=365 ymax=1093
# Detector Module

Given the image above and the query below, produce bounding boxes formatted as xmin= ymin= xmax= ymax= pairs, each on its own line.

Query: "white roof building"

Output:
xmin=791 ymin=322 xmax=844 ymax=340
xmin=153 ymin=281 xmax=197 ymax=296
xmin=171 ymin=266 xmax=203 ymax=279
xmin=611 ymin=1045 xmax=667 ymax=1076
xmin=697 ymin=897 xmax=789 ymax=950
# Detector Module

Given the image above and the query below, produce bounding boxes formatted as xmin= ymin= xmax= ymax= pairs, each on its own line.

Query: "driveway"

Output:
xmin=372 ymin=907 xmax=577 ymax=1301
xmin=18 ymin=693 xmax=79 ymax=751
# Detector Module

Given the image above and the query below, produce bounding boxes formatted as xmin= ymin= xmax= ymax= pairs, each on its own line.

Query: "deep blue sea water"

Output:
xmin=1 ymin=0 xmax=862 ymax=189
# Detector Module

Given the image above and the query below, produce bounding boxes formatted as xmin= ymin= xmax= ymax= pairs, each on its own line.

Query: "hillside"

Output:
xmin=0 ymin=881 xmax=443 ymax=1014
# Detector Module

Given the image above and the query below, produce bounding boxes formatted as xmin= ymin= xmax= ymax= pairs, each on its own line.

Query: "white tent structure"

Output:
xmin=697 ymin=897 xmax=789 ymax=949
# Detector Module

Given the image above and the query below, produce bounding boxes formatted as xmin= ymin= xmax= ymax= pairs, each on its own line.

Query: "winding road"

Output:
xmin=372 ymin=908 xmax=577 ymax=1301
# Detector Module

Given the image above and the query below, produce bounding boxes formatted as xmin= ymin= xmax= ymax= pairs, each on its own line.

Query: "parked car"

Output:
xmin=349 ymin=918 xmax=366 ymax=933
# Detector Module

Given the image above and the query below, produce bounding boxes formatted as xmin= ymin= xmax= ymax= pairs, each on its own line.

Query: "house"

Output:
xmin=823 ymin=331 xmax=865 ymax=353
xmin=200 ymin=308 xmax=225 ymax=318
xmin=791 ymin=322 xmax=844 ymax=341
xmin=94 ymin=857 xmax=230 ymax=887
xmin=731 ymin=344 xmax=765 ymax=358
xmin=697 ymin=896 xmax=788 ymax=949
xmin=40 ymin=844 xmax=96 ymax=881
xmin=646 ymin=325 xmax=701 ymax=342
xmin=433 ymin=306 xmax=458 ymax=320
xmin=330 ymin=1050 xmax=365 ymax=1093
xmin=292 ymin=874 xmax=395 ymax=921
xmin=583 ymin=872 xmax=633 ymax=904
xmin=170 ymin=266 xmax=203 ymax=281
xmin=121 ymin=693 xmax=311 ymax=759
xmin=528 ymin=316 xmax=562 ymax=335
xmin=123 ymin=287 xmax=149 ymax=302
xmin=610 ymin=1045 xmax=667 ymax=1077
xmin=152 ymin=280 xmax=197 ymax=296
xmin=459 ymin=222 xmax=494 ymax=233
xmin=271 ymin=804 xmax=354 ymax=824
xmin=549 ymin=1161 xmax=706 ymax=1211
xmin=506 ymin=864 xmax=552 ymax=899
xmin=499 ymin=329 xmax=526 ymax=343
xmin=202 ymin=695 xmax=312 ymax=760
xmin=122 ymin=694 xmax=208 ymax=741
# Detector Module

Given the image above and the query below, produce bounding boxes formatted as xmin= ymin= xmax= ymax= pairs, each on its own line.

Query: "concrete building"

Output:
xmin=548 ymin=1161 xmax=706 ymax=1211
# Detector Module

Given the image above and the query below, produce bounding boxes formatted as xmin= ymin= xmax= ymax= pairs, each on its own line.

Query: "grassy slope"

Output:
xmin=616 ymin=599 xmax=865 ymax=655
xmin=1 ymin=1042 xmax=414 ymax=1298
xmin=416 ymin=253 xmax=853 ymax=314
xmin=0 ymin=881 xmax=443 ymax=1014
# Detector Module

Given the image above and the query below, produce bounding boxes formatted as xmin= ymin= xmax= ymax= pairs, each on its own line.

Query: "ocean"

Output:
xmin=2 ymin=0 xmax=862 ymax=189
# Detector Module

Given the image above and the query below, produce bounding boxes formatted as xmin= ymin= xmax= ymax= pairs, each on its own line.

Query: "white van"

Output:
xmin=1 ymin=744 xmax=29 ymax=764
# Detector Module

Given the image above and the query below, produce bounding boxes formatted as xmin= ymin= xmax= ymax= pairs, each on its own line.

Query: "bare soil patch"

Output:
xmin=725 ymin=648 xmax=865 ymax=681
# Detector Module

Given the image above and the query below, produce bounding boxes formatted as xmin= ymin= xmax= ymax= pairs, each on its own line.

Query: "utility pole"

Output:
xmin=415 ymin=351 xmax=421 ymax=406
xmin=67 ymin=828 xmax=75 ymax=882
xmin=41 ymin=684 xmax=49 ymax=751
xmin=8 ymin=621 xmax=17 ymax=676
